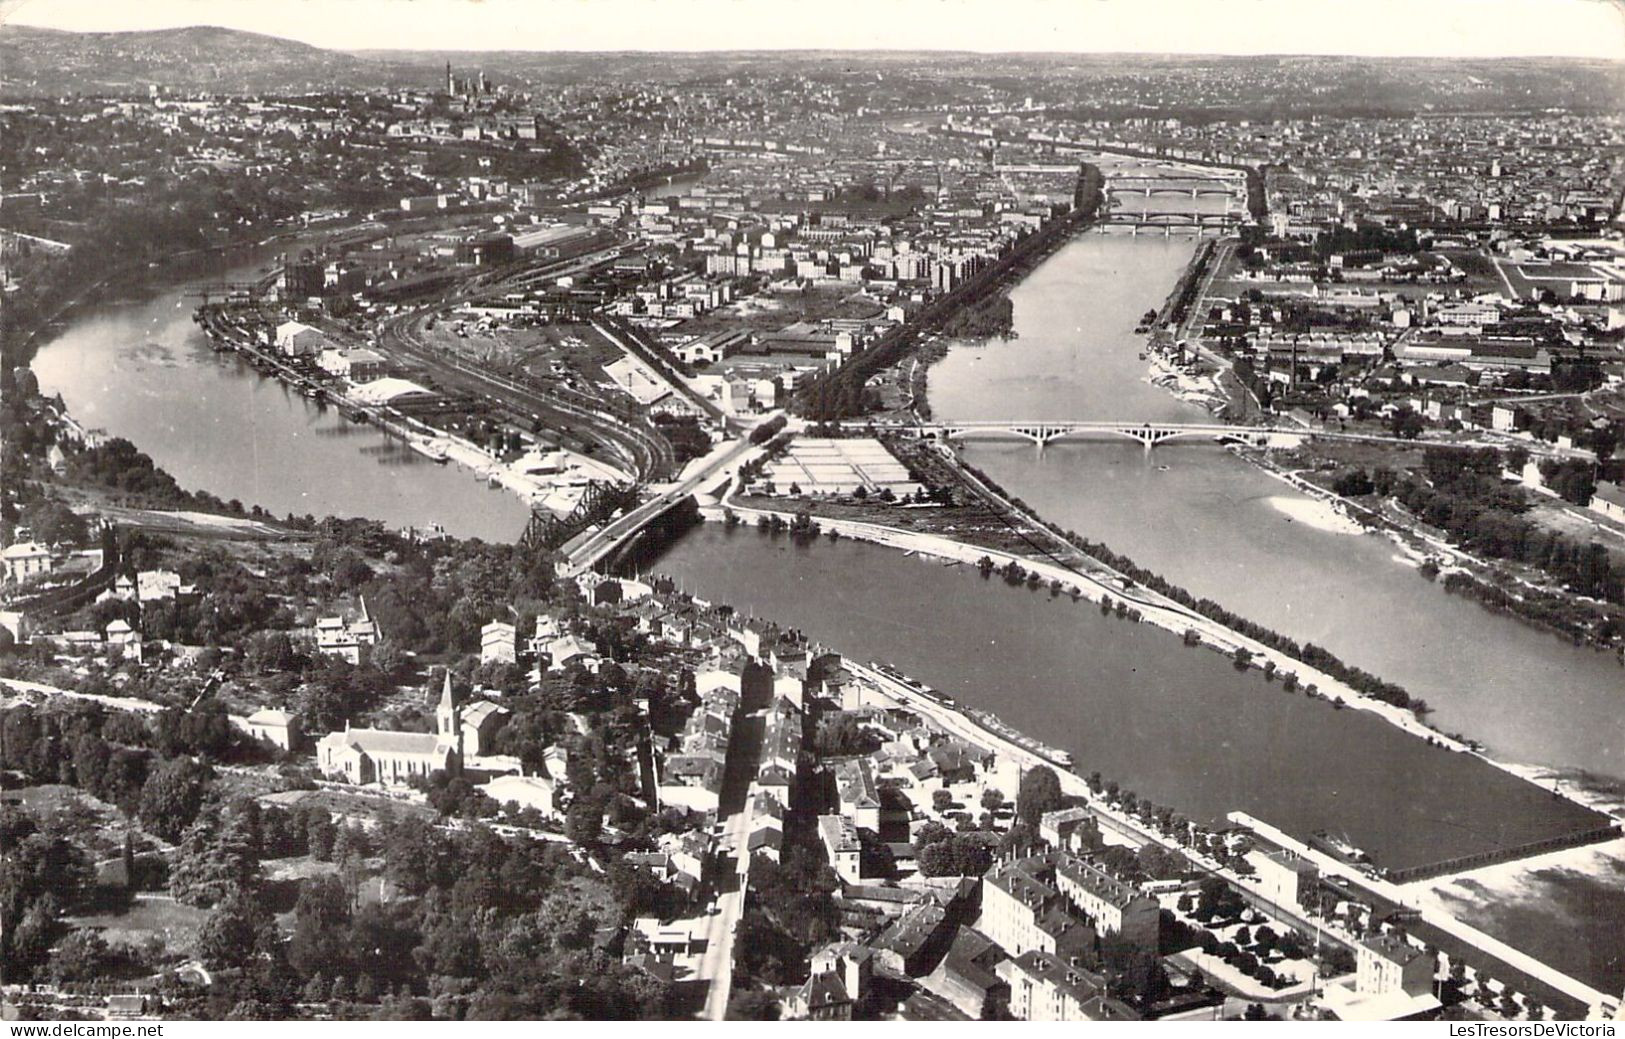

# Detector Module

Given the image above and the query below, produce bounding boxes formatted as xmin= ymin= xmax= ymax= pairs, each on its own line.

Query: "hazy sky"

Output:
xmin=3 ymin=0 xmax=1623 ymax=58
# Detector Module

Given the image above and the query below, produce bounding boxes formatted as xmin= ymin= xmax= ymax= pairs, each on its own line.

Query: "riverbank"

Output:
xmin=1102 ymin=230 xmax=1625 ymax=656
xmin=709 ymin=484 xmax=1617 ymax=833
xmin=187 ymin=305 xmax=586 ymax=523
xmin=1240 ymin=444 xmax=1625 ymax=657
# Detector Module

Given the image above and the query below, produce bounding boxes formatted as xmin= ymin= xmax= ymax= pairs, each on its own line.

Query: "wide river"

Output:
xmin=24 ymin=202 xmax=1622 ymax=990
xmin=30 ymin=245 xmax=532 ymax=543
xmin=925 ymin=233 xmax=1625 ymax=785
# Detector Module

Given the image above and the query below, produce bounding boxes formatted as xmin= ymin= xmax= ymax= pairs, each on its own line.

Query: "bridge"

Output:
xmin=556 ymin=434 xmax=761 ymax=576
xmin=867 ymin=419 xmax=1291 ymax=448
xmin=1109 ymin=184 xmax=1239 ymax=198
xmin=1098 ymin=209 xmax=1243 ymax=235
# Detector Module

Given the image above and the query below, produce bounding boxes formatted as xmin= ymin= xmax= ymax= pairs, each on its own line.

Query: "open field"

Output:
xmin=67 ymin=895 xmax=211 ymax=960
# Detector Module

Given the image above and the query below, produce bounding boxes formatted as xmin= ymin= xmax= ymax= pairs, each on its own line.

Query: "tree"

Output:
xmin=1388 ymin=406 xmax=1426 ymax=440
xmin=1015 ymin=766 xmax=1064 ymax=828
xmin=49 ymin=929 xmax=112 ymax=984
xmin=288 ymin=875 xmax=352 ymax=980
xmin=243 ymin=631 xmax=301 ymax=673
xmin=726 ymin=988 xmax=781 ymax=1020
xmin=917 ymin=833 xmax=994 ymax=878
xmin=813 ymin=712 xmax=877 ymax=757
xmin=565 ymin=803 xmax=603 ymax=846
xmin=980 ymin=788 xmax=1005 ymax=812
xmin=19 ymin=499 xmax=88 ymax=547
xmin=931 ymin=789 xmax=954 ymax=812
xmin=197 ymin=889 xmax=272 ymax=971
xmin=1331 ymin=470 xmax=1374 ymax=497
xmin=138 ymin=756 xmax=213 ymax=842
xmin=169 ymin=813 xmax=261 ymax=908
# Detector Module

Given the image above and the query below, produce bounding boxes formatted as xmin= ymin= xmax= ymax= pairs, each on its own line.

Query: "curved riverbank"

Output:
xmin=649 ymin=517 xmax=1612 ymax=882
xmin=707 ymin=490 xmax=1615 ymax=829
xmin=27 ymin=248 xmax=533 ymax=542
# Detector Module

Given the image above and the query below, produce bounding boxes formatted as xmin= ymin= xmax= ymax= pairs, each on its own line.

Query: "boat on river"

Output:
xmin=966 ymin=707 xmax=1075 ymax=768
xmin=1310 ymin=828 xmax=1372 ymax=865
xmin=408 ymin=439 xmax=450 ymax=464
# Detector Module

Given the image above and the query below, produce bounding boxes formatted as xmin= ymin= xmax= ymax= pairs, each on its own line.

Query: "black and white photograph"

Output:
xmin=0 ymin=0 xmax=1622 ymax=1024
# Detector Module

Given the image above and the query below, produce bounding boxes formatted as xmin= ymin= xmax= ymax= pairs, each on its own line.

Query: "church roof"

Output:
xmin=462 ymin=699 xmax=508 ymax=728
xmin=324 ymin=727 xmax=449 ymax=759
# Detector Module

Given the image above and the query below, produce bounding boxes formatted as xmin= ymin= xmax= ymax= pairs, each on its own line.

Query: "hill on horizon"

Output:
xmin=2 ymin=23 xmax=1620 ymax=106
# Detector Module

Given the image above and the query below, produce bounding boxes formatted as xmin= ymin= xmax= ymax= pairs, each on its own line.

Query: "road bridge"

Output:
xmin=1098 ymin=209 xmax=1242 ymax=235
xmin=860 ymin=418 xmax=1510 ymax=453
xmin=1105 ymin=173 xmax=1241 ymax=184
xmin=1111 ymin=184 xmax=1239 ymax=198
xmin=866 ymin=419 xmax=1287 ymax=448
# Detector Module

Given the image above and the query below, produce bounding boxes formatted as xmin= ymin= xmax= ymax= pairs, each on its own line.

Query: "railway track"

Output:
xmin=378 ymin=310 xmax=676 ymax=481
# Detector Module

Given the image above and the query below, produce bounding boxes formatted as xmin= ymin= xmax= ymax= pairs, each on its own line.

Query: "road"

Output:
xmin=697 ymin=684 xmax=771 ymax=1019
xmin=698 ymin=796 xmax=753 ymax=1020
xmin=1232 ymin=813 xmax=1612 ymax=1019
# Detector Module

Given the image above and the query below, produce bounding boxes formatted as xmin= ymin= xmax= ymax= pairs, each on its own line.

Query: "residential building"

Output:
xmin=234 ymin=708 xmax=300 ymax=751
xmin=479 ymin=774 xmax=558 ymax=819
xmin=1 ymin=542 xmax=53 ymax=583
xmin=1055 ymin=856 xmax=1160 ymax=955
xmin=999 ymin=949 xmax=1139 ymax=1022
xmin=1249 ymin=848 xmax=1320 ymax=910
xmin=924 ymin=927 xmax=1011 ymax=1019
xmin=314 ymin=597 xmax=379 ymax=664
xmin=980 ymin=855 xmax=1068 ymax=957
xmin=135 ymin=569 xmax=183 ymax=603
xmin=787 ymin=941 xmax=872 ymax=1020
xmin=1357 ymin=934 xmax=1434 ymax=999
xmin=1591 ymin=481 xmax=1625 ymax=524
xmin=871 ymin=901 xmax=954 ymax=976
xmin=837 ymin=758 xmax=883 ymax=830
xmin=481 ymin=620 xmax=517 ymax=664
xmin=819 ymin=813 xmax=864 ymax=884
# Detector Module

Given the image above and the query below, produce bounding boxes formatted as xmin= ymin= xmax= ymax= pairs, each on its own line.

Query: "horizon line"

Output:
xmin=3 ymin=21 xmax=1623 ymax=63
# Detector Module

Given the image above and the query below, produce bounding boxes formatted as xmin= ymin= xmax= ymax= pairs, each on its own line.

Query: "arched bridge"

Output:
xmin=1109 ymin=185 xmax=1239 ymax=198
xmin=870 ymin=420 xmax=1293 ymax=448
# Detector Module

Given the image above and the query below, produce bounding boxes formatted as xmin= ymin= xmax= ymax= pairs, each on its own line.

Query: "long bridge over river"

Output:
xmin=871 ymin=418 xmax=1289 ymax=448
xmin=555 ymin=417 xmax=1471 ymax=573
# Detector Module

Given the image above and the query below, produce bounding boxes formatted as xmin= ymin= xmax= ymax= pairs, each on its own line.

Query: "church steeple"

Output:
xmin=435 ymin=671 xmax=464 ymax=770
xmin=436 ymin=670 xmax=458 ymax=733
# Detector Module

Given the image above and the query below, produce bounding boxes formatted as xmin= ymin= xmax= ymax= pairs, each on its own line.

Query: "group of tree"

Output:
xmin=163 ymin=798 xmax=683 ymax=1019
xmin=1333 ymin=448 xmax=1622 ymax=608
xmin=737 ymin=842 xmax=841 ymax=987
xmin=913 ymin=821 xmax=995 ymax=877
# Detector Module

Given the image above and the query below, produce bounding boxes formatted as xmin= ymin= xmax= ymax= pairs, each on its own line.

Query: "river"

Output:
xmin=650 ymin=523 xmax=1602 ymax=872
xmin=29 ymin=245 xmax=532 ymax=543
xmin=926 ymin=232 xmax=1625 ymax=786
xmin=642 ymin=172 xmax=1624 ymax=990
xmin=23 ymin=189 xmax=1622 ymax=992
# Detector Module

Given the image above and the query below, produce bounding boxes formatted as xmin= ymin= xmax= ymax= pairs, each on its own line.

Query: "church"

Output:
xmin=317 ymin=672 xmax=491 ymax=787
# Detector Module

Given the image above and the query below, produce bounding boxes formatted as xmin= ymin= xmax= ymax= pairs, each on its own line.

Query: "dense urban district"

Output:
xmin=2 ymin=29 xmax=1625 ymax=1024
